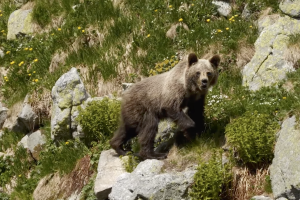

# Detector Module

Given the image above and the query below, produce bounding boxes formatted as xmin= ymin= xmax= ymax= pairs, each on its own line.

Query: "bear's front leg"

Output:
xmin=166 ymin=109 xmax=195 ymax=132
xmin=138 ymin=112 xmax=168 ymax=160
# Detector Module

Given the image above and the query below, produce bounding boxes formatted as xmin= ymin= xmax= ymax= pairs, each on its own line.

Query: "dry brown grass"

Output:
xmin=29 ymin=89 xmax=52 ymax=120
xmin=285 ymin=45 xmax=300 ymax=70
xmin=33 ymin=156 xmax=93 ymax=200
xmin=236 ymin=41 xmax=255 ymax=68
xmin=58 ymin=155 xmax=93 ymax=198
xmin=229 ymin=166 xmax=272 ymax=200
xmin=163 ymin=144 xmax=214 ymax=172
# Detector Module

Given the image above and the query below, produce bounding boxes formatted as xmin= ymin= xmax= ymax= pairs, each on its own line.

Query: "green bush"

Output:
xmin=189 ymin=150 xmax=231 ymax=200
xmin=76 ymin=97 xmax=121 ymax=146
xmin=0 ymin=155 xmax=13 ymax=187
xmin=225 ymin=111 xmax=280 ymax=166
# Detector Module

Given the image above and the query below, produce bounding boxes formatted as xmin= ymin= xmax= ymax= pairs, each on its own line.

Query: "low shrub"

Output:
xmin=189 ymin=150 xmax=231 ymax=200
xmin=76 ymin=97 xmax=121 ymax=146
xmin=225 ymin=111 xmax=280 ymax=166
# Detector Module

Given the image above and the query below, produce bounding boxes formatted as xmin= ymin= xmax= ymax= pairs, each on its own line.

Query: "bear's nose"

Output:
xmin=202 ymin=79 xmax=208 ymax=84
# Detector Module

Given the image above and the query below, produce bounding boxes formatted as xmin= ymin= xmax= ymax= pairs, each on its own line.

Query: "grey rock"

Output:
xmin=257 ymin=14 xmax=280 ymax=33
xmin=94 ymin=149 xmax=127 ymax=200
xmin=242 ymin=16 xmax=300 ymax=91
xmin=17 ymin=130 xmax=46 ymax=160
xmin=51 ymin=67 xmax=90 ymax=141
xmin=27 ymin=130 xmax=46 ymax=160
xmin=19 ymin=103 xmax=38 ymax=131
xmin=250 ymin=195 xmax=273 ymax=200
xmin=0 ymin=106 xmax=8 ymax=129
xmin=7 ymin=9 xmax=33 ymax=40
xmin=270 ymin=116 xmax=300 ymax=200
xmin=212 ymin=1 xmax=232 ymax=17
xmin=18 ymin=134 xmax=29 ymax=149
xmin=280 ymin=0 xmax=300 ymax=18
xmin=109 ymin=160 xmax=196 ymax=200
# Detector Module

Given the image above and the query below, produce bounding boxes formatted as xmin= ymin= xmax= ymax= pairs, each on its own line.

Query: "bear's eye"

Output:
xmin=207 ymin=72 xmax=212 ymax=77
xmin=196 ymin=72 xmax=201 ymax=76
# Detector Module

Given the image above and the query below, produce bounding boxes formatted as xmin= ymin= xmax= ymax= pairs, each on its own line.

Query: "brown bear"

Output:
xmin=110 ymin=53 xmax=220 ymax=160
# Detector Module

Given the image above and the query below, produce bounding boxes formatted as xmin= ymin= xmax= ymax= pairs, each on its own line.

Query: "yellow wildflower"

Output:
xmin=232 ymin=19 xmax=235 ymax=22
xmin=206 ymin=19 xmax=210 ymax=22
xmin=249 ymin=25 xmax=253 ymax=28
xmin=29 ymin=48 xmax=33 ymax=51
xmin=78 ymin=26 xmax=81 ymax=30
xmin=1 ymin=30 xmax=4 ymax=33
xmin=147 ymin=34 xmax=150 ymax=38
xmin=192 ymin=3 xmax=194 ymax=6
xmin=65 ymin=141 xmax=69 ymax=145
xmin=283 ymin=97 xmax=287 ymax=100
xmin=28 ymin=74 xmax=31 ymax=76
xmin=51 ymin=33 xmax=55 ymax=36
xmin=169 ymin=5 xmax=172 ymax=8
xmin=10 ymin=61 xmax=15 ymax=65
xmin=234 ymin=14 xmax=238 ymax=17
xmin=6 ymin=51 xmax=10 ymax=54
xmin=0 ymin=14 xmax=2 ymax=17
xmin=24 ymin=48 xmax=28 ymax=51
xmin=34 ymin=59 xmax=38 ymax=62
xmin=179 ymin=18 xmax=183 ymax=22
xmin=58 ymin=28 xmax=61 ymax=31
xmin=217 ymin=29 xmax=222 ymax=33
xmin=33 ymin=71 xmax=36 ymax=73
xmin=19 ymin=175 xmax=21 ymax=177
xmin=35 ymin=79 xmax=38 ymax=82
xmin=154 ymin=9 xmax=158 ymax=12
xmin=226 ymin=27 xmax=229 ymax=30
xmin=18 ymin=61 xmax=24 ymax=66
xmin=82 ymin=30 xmax=85 ymax=33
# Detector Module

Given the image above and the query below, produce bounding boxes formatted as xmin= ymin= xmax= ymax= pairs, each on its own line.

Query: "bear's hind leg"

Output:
xmin=138 ymin=113 xmax=167 ymax=160
xmin=110 ymin=124 xmax=137 ymax=156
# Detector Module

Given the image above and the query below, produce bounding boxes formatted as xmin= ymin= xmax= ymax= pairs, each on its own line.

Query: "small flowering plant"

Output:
xmin=148 ymin=55 xmax=179 ymax=76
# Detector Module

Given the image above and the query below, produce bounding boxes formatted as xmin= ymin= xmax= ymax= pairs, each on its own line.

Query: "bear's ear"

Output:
xmin=209 ymin=55 xmax=221 ymax=68
xmin=188 ymin=53 xmax=198 ymax=67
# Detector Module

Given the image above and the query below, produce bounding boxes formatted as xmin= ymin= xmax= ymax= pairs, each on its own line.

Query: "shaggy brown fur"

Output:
xmin=110 ymin=53 xmax=220 ymax=160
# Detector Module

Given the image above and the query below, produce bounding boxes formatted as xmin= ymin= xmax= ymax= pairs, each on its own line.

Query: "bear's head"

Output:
xmin=186 ymin=53 xmax=220 ymax=94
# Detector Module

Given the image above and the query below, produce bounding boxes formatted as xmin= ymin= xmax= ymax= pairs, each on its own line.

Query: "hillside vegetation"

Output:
xmin=1 ymin=0 xmax=300 ymax=199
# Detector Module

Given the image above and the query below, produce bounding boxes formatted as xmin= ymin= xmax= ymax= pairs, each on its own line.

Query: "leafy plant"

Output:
xmin=76 ymin=98 xmax=121 ymax=146
xmin=225 ymin=111 xmax=280 ymax=166
xmin=122 ymin=152 xmax=140 ymax=173
xmin=189 ymin=150 xmax=231 ymax=200
xmin=0 ymin=155 xmax=13 ymax=187
xmin=80 ymin=174 xmax=97 ymax=200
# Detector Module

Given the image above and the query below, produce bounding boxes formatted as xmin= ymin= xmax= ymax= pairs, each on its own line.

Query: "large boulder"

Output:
xmin=242 ymin=16 xmax=300 ymax=91
xmin=280 ymin=0 xmax=300 ymax=18
xmin=7 ymin=9 xmax=33 ymax=40
xmin=51 ymin=67 xmax=90 ymax=141
xmin=109 ymin=159 xmax=196 ymax=200
xmin=94 ymin=149 xmax=127 ymax=200
xmin=270 ymin=116 xmax=300 ymax=200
